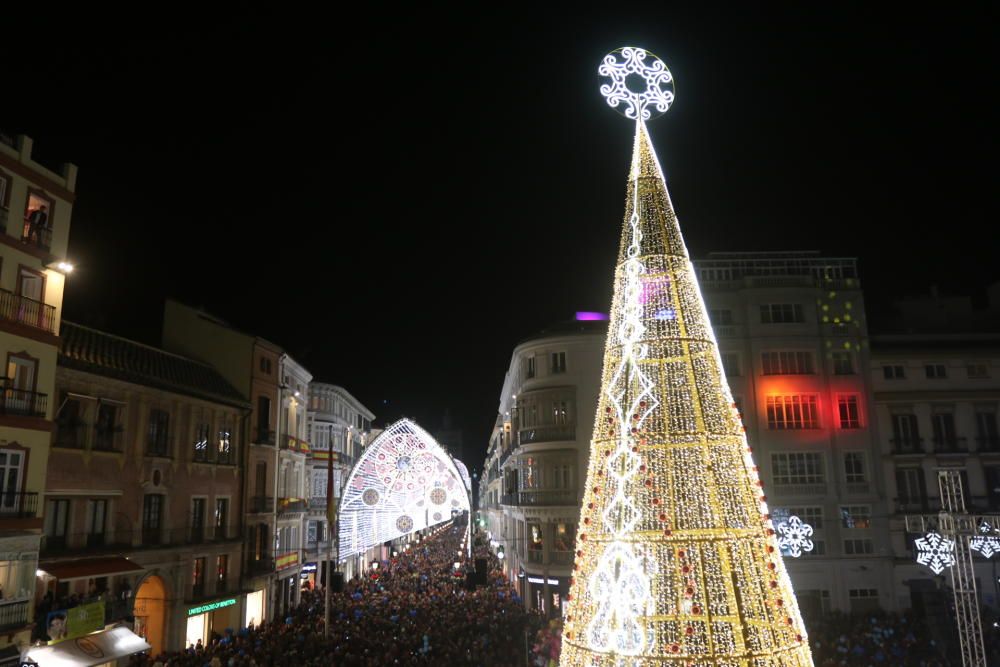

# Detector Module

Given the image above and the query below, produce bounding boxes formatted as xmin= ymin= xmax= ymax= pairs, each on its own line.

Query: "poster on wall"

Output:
xmin=47 ymin=601 xmax=105 ymax=644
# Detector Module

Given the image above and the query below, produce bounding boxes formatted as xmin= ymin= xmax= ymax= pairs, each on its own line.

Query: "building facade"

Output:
xmin=42 ymin=321 xmax=248 ymax=654
xmin=161 ymin=300 xmax=303 ymax=626
xmin=871 ymin=333 xmax=1000 ymax=616
xmin=480 ymin=320 xmax=606 ymax=617
xmin=306 ymin=383 xmax=374 ymax=584
xmin=0 ymin=134 xmax=76 ymax=655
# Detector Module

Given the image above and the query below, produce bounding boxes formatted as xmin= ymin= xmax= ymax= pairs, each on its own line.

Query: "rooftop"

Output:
xmin=60 ymin=321 xmax=249 ymax=408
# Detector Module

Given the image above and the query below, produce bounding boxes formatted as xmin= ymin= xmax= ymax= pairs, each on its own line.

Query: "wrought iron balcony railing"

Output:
xmin=0 ymin=287 xmax=56 ymax=333
xmin=0 ymin=491 xmax=38 ymax=518
xmin=0 ymin=381 xmax=47 ymax=418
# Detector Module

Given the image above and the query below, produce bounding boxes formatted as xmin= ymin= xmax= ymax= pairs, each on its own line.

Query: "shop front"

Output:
xmin=244 ymin=590 xmax=265 ymax=628
xmin=526 ymin=575 xmax=568 ymax=618
xmin=185 ymin=597 xmax=238 ymax=649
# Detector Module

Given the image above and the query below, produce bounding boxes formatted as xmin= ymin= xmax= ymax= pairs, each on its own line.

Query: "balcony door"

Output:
xmin=0 ymin=449 xmax=24 ymax=512
xmin=15 ymin=267 xmax=45 ymax=328
xmin=5 ymin=353 xmax=38 ymax=416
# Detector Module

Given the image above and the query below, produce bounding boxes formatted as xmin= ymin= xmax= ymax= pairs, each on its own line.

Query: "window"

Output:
xmin=708 ymin=309 xmax=733 ymax=325
xmin=216 ymin=555 xmax=228 ymax=593
xmin=976 ymin=410 xmax=999 ymax=450
xmin=844 ymin=452 xmax=867 ymax=484
xmin=552 ymin=465 xmax=573 ymax=489
xmin=552 ymin=401 xmax=568 ymax=425
xmin=87 ymin=499 xmax=107 ymax=547
xmin=526 ymin=356 xmax=536 ymax=379
xmin=551 ymin=352 xmax=567 ymax=374
xmin=256 ymin=396 xmax=271 ymax=441
xmin=191 ymin=498 xmax=206 ymax=543
xmin=832 ymin=351 xmax=854 ymax=375
xmin=760 ymin=304 xmax=804 ymax=324
xmin=0 ymin=449 xmax=24 ymax=513
xmin=217 ymin=425 xmax=232 ymax=464
xmin=783 ymin=506 xmax=824 ymax=530
xmin=193 ymin=423 xmax=210 ymax=461
xmin=931 ymin=412 xmax=960 ymax=451
xmin=260 ymin=357 xmax=271 ymax=374
xmin=0 ymin=171 xmax=10 ymax=209
xmin=94 ymin=402 xmax=121 ymax=451
xmin=843 ymin=539 xmax=874 ymax=555
xmin=147 ymin=409 xmax=170 ymax=456
xmin=925 ymin=364 xmax=947 ymax=379
xmin=192 ymin=557 xmax=206 ymax=598
xmin=22 ymin=191 xmax=54 ymax=249
xmin=771 ymin=453 xmax=825 ymax=485
xmin=44 ymin=499 xmax=69 ymax=548
xmin=761 ymin=351 xmax=814 ymax=375
xmin=5 ymin=353 xmax=39 ymax=416
xmin=840 ymin=506 xmax=872 ymax=529
xmin=967 ymin=363 xmax=990 ymax=379
xmin=528 ymin=523 xmax=543 ymax=551
xmin=891 ymin=414 xmax=920 ymax=451
xmin=720 ymin=352 xmax=740 ymax=377
xmin=521 ymin=457 xmax=541 ymax=489
xmin=837 ymin=395 xmax=861 ymax=429
xmin=142 ymin=494 xmax=163 ymax=545
xmin=849 ymin=589 xmax=880 ymax=612
xmin=766 ymin=395 xmax=819 ymax=429
xmin=895 ymin=468 xmax=927 ymax=507
xmin=55 ymin=393 xmax=85 ymax=449
xmin=882 ymin=365 xmax=905 ymax=380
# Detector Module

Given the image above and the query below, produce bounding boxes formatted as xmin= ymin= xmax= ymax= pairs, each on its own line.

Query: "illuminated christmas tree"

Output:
xmin=559 ymin=47 xmax=813 ymax=666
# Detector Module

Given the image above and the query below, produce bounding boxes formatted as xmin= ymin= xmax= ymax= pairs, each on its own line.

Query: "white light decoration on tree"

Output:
xmin=970 ymin=521 xmax=1000 ymax=559
xmin=338 ymin=419 xmax=470 ymax=561
xmin=915 ymin=531 xmax=956 ymax=574
xmin=560 ymin=46 xmax=812 ymax=666
xmin=775 ymin=515 xmax=815 ymax=558
xmin=598 ymin=46 xmax=675 ymax=121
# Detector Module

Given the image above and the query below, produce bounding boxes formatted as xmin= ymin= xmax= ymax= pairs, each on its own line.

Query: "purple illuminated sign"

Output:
xmin=575 ymin=312 xmax=609 ymax=321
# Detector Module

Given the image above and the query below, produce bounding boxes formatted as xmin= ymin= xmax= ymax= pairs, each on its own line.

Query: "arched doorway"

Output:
xmin=133 ymin=575 xmax=166 ymax=656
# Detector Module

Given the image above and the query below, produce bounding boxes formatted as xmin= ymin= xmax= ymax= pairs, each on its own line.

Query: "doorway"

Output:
xmin=134 ymin=576 xmax=167 ymax=657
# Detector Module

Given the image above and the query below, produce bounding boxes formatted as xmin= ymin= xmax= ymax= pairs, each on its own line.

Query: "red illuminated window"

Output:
xmin=766 ymin=395 xmax=819 ymax=429
xmin=837 ymin=396 xmax=861 ymax=429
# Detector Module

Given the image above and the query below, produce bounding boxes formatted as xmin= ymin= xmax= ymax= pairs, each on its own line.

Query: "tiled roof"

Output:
xmin=59 ymin=321 xmax=249 ymax=407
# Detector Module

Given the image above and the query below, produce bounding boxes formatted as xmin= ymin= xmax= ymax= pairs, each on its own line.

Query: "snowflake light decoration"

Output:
xmin=970 ymin=522 xmax=1000 ymax=559
xmin=775 ymin=515 xmax=815 ymax=558
xmin=598 ymin=46 xmax=675 ymax=121
xmin=338 ymin=419 xmax=470 ymax=560
xmin=915 ymin=531 xmax=956 ymax=574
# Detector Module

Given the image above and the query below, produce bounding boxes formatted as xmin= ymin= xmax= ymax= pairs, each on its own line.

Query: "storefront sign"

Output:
xmin=301 ymin=563 xmax=317 ymax=572
xmin=47 ymin=601 xmax=106 ymax=644
xmin=188 ymin=598 xmax=236 ymax=616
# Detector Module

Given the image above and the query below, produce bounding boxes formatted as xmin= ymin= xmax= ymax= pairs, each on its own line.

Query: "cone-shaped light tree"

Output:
xmin=559 ymin=47 xmax=813 ymax=666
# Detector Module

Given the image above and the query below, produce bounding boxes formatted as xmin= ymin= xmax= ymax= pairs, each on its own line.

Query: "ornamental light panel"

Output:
xmin=454 ymin=458 xmax=473 ymax=492
xmin=970 ymin=522 xmax=1000 ymax=559
xmin=338 ymin=418 xmax=471 ymax=560
xmin=559 ymin=47 xmax=812 ymax=666
xmin=915 ymin=531 xmax=956 ymax=574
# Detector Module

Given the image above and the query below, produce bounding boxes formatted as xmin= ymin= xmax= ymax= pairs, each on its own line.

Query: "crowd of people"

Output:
xmin=127 ymin=520 xmax=530 ymax=666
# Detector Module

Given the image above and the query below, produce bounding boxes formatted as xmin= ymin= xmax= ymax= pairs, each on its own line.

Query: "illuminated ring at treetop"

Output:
xmin=598 ymin=46 xmax=675 ymax=121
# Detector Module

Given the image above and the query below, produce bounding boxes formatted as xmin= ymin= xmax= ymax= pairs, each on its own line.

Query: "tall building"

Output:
xmin=162 ymin=300 xmax=310 ymax=625
xmin=42 ymin=322 xmax=249 ymax=654
xmin=694 ymin=251 xmax=893 ymax=616
xmin=306 ymin=383 xmax=374 ymax=583
xmin=0 ymin=134 xmax=76 ymax=655
xmin=480 ymin=319 xmax=605 ymax=616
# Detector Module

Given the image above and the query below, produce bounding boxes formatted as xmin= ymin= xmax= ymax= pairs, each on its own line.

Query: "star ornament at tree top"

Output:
xmin=970 ymin=522 xmax=1000 ymax=559
xmin=915 ymin=531 xmax=956 ymax=574
xmin=598 ymin=47 xmax=675 ymax=121
xmin=775 ymin=515 xmax=815 ymax=558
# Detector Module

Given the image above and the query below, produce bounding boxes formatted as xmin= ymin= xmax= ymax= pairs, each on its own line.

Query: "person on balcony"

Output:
xmin=27 ymin=204 xmax=48 ymax=242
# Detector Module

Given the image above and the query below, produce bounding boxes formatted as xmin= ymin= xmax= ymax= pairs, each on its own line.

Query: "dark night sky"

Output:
xmin=5 ymin=7 xmax=994 ymax=470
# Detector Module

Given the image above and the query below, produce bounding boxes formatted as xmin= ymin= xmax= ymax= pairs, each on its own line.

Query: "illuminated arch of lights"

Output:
xmin=453 ymin=458 xmax=472 ymax=492
xmin=338 ymin=418 xmax=471 ymax=560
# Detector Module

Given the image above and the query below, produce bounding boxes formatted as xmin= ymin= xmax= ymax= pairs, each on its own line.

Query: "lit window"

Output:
xmin=766 ymin=395 xmax=819 ymax=429
xmin=840 ymin=506 xmax=871 ymax=529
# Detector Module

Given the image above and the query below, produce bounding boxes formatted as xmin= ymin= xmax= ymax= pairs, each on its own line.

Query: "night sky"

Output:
xmin=5 ymin=7 xmax=994 ymax=470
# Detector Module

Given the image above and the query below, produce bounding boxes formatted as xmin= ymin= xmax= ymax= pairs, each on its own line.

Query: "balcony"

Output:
xmin=0 ymin=288 xmax=57 ymax=333
xmin=845 ymin=482 xmax=871 ymax=495
xmin=0 ymin=382 xmax=47 ymax=418
xmin=309 ymin=497 xmax=329 ymax=511
xmin=41 ymin=526 xmax=241 ymax=554
xmin=249 ymin=496 xmax=275 ymax=513
xmin=527 ymin=549 xmax=544 ymax=564
xmin=500 ymin=493 xmax=519 ymax=506
xmin=20 ymin=220 xmax=52 ymax=252
xmin=517 ymin=489 xmax=577 ymax=506
xmin=280 ymin=433 xmax=309 ymax=453
xmin=246 ymin=556 xmax=273 ymax=575
xmin=0 ymin=597 xmax=30 ymax=630
xmin=551 ymin=550 xmax=574 ymax=566
xmin=519 ymin=424 xmax=576 ymax=445
xmin=254 ymin=428 xmax=276 ymax=445
xmin=889 ymin=438 xmax=924 ymax=456
xmin=277 ymin=498 xmax=307 ymax=516
xmin=976 ymin=436 xmax=1000 ymax=453
xmin=0 ymin=491 xmax=38 ymax=518
xmin=932 ymin=437 xmax=968 ymax=455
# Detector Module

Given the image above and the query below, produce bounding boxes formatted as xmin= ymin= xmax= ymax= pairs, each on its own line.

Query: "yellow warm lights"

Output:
xmin=559 ymin=117 xmax=813 ymax=666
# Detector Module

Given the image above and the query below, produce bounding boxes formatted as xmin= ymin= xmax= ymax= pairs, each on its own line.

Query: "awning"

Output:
xmin=22 ymin=626 xmax=150 ymax=667
xmin=38 ymin=556 xmax=144 ymax=581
